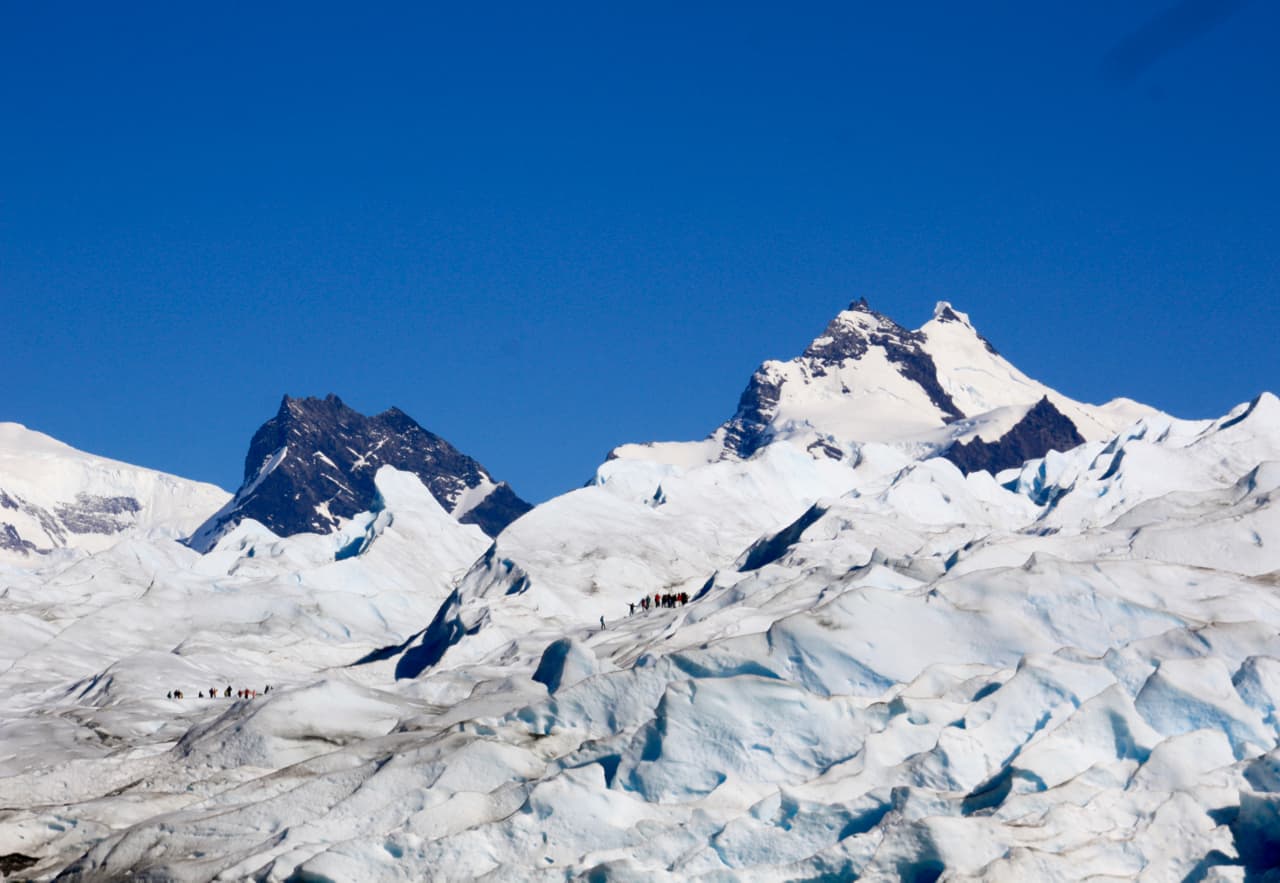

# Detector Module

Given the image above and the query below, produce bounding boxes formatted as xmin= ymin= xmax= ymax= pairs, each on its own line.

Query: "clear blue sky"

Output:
xmin=2 ymin=2 xmax=1276 ymax=502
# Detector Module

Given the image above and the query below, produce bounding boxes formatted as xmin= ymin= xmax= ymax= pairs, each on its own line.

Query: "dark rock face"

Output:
xmin=800 ymin=299 xmax=874 ymax=364
xmin=934 ymin=304 xmax=965 ymax=324
xmin=943 ymin=397 xmax=1086 ymax=476
xmin=873 ymin=329 xmax=964 ymax=423
xmin=188 ymin=395 xmax=531 ymax=550
xmin=459 ymin=482 xmax=532 ymax=538
xmin=806 ymin=438 xmax=844 ymax=460
xmin=0 ymin=489 xmax=141 ymax=556
xmin=56 ymin=494 xmax=142 ymax=534
xmin=0 ymin=854 xmax=39 ymax=877
xmin=0 ymin=523 xmax=39 ymax=556
xmin=721 ymin=370 xmax=786 ymax=459
xmin=720 ymin=299 xmax=964 ymax=458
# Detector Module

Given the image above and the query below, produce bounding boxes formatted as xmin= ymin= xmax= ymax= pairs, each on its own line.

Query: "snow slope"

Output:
xmin=0 ymin=423 xmax=229 ymax=565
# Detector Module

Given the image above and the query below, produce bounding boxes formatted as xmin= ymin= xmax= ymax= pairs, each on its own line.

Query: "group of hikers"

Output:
xmin=166 ymin=685 xmax=271 ymax=700
xmin=599 ymin=591 xmax=694 ymax=629
xmin=628 ymin=591 xmax=690 ymax=615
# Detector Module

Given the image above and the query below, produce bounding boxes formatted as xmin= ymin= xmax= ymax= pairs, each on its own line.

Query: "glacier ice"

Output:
xmin=1 ymin=325 xmax=1278 ymax=879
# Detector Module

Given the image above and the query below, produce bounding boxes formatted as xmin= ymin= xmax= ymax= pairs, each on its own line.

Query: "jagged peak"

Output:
xmin=835 ymin=297 xmax=899 ymax=328
xmin=196 ymin=395 xmax=533 ymax=549
xmin=925 ymin=302 xmax=999 ymax=356
xmin=801 ymin=301 xmax=909 ymax=362
xmin=932 ymin=301 xmax=973 ymax=326
xmin=376 ymin=405 xmax=426 ymax=434
xmin=277 ymin=394 xmax=368 ymax=425
xmin=271 ymin=396 xmax=440 ymax=444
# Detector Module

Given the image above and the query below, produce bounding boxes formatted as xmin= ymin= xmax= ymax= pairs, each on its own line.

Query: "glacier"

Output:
xmin=0 ymin=302 xmax=1277 ymax=881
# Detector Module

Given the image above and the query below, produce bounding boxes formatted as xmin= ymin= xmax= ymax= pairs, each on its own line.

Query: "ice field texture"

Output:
xmin=1 ymin=302 xmax=1277 ymax=881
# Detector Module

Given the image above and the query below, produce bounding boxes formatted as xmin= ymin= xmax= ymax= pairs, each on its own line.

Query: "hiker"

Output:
xmin=166 ymin=690 xmax=172 ymax=699
xmin=629 ymin=602 xmax=635 ymax=615
xmin=225 ymin=685 xmax=232 ymax=698
xmin=174 ymin=690 xmax=183 ymax=699
xmin=198 ymin=691 xmax=205 ymax=699
xmin=600 ymin=615 xmax=606 ymax=629
xmin=210 ymin=685 xmax=217 ymax=698
xmin=265 ymin=685 xmax=271 ymax=693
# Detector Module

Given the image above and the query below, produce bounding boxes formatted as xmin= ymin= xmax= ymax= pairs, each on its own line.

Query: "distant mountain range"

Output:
xmin=1 ymin=395 xmax=531 ymax=563
xmin=3 ymin=300 xmax=1162 ymax=563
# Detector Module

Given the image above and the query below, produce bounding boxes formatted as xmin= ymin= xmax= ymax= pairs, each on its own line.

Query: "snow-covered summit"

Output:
xmin=0 ymin=422 xmax=229 ymax=565
xmin=613 ymin=299 xmax=1161 ymax=475
xmin=187 ymin=394 xmax=531 ymax=552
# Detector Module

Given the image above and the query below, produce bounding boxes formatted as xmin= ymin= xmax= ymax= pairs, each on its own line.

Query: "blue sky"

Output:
xmin=2 ymin=2 xmax=1276 ymax=502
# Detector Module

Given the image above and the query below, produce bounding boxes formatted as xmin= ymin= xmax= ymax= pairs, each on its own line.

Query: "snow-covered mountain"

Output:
xmin=187 ymin=394 xmax=531 ymax=551
xmin=611 ymin=299 xmax=1159 ymax=472
xmin=0 ymin=423 xmax=228 ymax=564
xmin=1 ymin=302 xmax=1278 ymax=881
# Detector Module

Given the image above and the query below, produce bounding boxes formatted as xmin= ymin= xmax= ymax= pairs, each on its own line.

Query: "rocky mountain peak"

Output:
xmin=719 ymin=302 xmax=967 ymax=459
xmin=800 ymin=299 xmax=911 ymax=364
xmin=188 ymin=395 xmax=532 ymax=552
xmin=926 ymin=301 xmax=1000 ymax=355
xmin=932 ymin=301 xmax=967 ymax=324
xmin=705 ymin=299 xmax=1108 ymax=470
